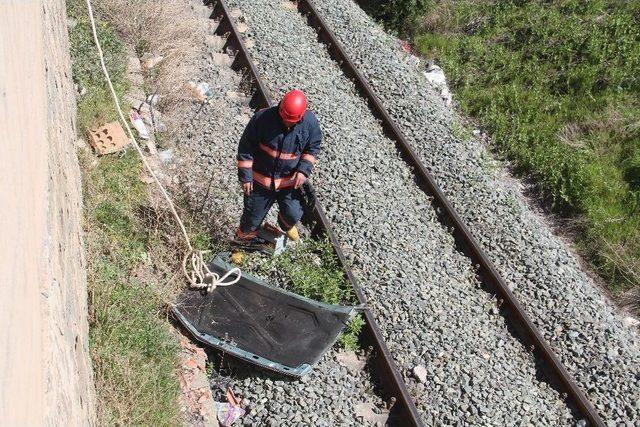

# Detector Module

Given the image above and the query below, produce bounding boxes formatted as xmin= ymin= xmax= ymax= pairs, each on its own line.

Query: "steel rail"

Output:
xmin=207 ymin=1 xmax=424 ymax=425
xmin=294 ymin=0 xmax=605 ymax=425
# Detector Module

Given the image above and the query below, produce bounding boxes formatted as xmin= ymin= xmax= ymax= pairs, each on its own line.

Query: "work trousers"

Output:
xmin=239 ymin=185 xmax=304 ymax=233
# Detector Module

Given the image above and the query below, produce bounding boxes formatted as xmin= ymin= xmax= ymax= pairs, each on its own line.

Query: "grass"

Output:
xmin=68 ymin=0 xmax=185 ymax=423
xmin=82 ymin=149 xmax=182 ymax=426
xmin=366 ymin=0 xmax=640 ymax=295
xmin=67 ymin=0 xmax=128 ymax=134
xmin=245 ymin=238 xmax=365 ymax=350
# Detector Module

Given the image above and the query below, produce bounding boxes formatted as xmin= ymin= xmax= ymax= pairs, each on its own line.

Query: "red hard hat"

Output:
xmin=279 ymin=89 xmax=307 ymax=126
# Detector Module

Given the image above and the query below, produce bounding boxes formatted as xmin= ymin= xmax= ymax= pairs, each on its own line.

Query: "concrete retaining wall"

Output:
xmin=0 ymin=0 xmax=95 ymax=424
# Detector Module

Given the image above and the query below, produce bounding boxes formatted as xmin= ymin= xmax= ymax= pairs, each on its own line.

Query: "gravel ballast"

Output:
xmin=224 ymin=0 xmax=579 ymax=423
xmin=170 ymin=2 xmax=386 ymax=426
xmin=310 ymin=0 xmax=640 ymax=423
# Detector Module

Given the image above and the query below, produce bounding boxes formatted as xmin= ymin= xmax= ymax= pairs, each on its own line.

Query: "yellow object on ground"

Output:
xmin=230 ymin=251 xmax=244 ymax=265
xmin=286 ymin=225 xmax=299 ymax=241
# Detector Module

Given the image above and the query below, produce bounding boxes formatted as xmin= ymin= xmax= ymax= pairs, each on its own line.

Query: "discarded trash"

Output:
xmin=230 ymin=251 xmax=244 ymax=265
xmin=146 ymin=93 xmax=160 ymax=106
xmin=412 ymin=364 xmax=428 ymax=383
xmin=215 ymin=386 xmax=245 ymax=426
xmin=87 ymin=121 xmax=130 ymax=155
xmin=216 ymin=402 xmax=245 ymax=426
xmin=141 ymin=53 xmax=164 ymax=70
xmin=399 ymin=39 xmax=412 ymax=54
xmin=159 ymin=149 xmax=173 ymax=164
xmin=173 ymin=254 xmax=356 ymax=376
xmin=623 ymin=316 xmax=640 ymax=328
xmin=424 ymin=64 xmax=452 ymax=106
xmin=187 ymin=81 xmax=213 ymax=102
xmin=130 ymin=110 xmax=150 ymax=140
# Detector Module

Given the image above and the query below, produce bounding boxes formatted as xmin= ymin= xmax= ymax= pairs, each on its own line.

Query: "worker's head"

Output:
xmin=279 ymin=89 xmax=307 ymax=128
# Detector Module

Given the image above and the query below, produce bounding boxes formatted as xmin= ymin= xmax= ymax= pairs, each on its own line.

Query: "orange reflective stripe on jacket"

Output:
xmin=252 ymin=171 xmax=297 ymax=190
xmin=259 ymin=143 xmax=299 ymax=160
xmin=301 ymin=153 xmax=317 ymax=164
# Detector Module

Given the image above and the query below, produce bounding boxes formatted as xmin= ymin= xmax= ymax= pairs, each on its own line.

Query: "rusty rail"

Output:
xmin=295 ymin=0 xmax=604 ymax=425
xmin=207 ymin=0 xmax=424 ymax=424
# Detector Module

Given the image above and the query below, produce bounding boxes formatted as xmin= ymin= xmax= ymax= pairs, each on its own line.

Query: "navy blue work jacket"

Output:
xmin=237 ymin=106 xmax=322 ymax=190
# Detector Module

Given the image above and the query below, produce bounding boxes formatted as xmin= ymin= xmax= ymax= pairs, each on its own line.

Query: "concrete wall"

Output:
xmin=0 ymin=0 xmax=95 ymax=425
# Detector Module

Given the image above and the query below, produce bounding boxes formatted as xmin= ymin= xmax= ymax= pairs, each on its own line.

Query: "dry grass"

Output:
xmin=95 ymin=0 xmax=204 ymax=133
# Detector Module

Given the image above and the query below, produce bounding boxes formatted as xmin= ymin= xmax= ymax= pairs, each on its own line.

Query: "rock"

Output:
xmin=75 ymin=137 xmax=89 ymax=151
xmin=127 ymin=55 xmax=142 ymax=75
xmin=145 ymin=138 xmax=157 ymax=155
xmin=141 ymin=53 xmax=164 ymax=69
xmin=206 ymin=34 xmax=226 ymax=51
xmin=354 ymin=402 xmax=389 ymax=425
xmin=336 ymin=351 xmax=366 ymax=372
xmin=412 ymin=365 xmax=428 ymax=383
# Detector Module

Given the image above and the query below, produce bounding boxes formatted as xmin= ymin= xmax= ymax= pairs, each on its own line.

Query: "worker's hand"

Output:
xmin=242 ymin=181 xmax=253 ymax=196
xmin=293 ymin=172 xmax=307 ymax=189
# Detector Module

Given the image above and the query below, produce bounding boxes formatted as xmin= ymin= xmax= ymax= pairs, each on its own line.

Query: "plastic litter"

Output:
xmin=216 ymin=402 xmax=245 ymax=426
xmin=216 ymin=387 xmax=245 ymax=426
xmin=130 ymin=110 xmax=150 ymax=139
xmin=159 ymin=149 xmax=173 ymax=164
xmin=187 ymin=81 xmax=213 ymax=102
xmin=424 ymin=64 xmax=452 ymax=106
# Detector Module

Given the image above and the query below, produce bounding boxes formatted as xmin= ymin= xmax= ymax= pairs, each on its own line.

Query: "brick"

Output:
xmin=87 ymin=121 xmax=129 ymax=155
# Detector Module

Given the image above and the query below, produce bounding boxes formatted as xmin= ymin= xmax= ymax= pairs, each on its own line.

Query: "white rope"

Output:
xmin=182 ymin=251 xmax=241 ymax=293
xmin=85 ymin=0 xmax=240 ymax=291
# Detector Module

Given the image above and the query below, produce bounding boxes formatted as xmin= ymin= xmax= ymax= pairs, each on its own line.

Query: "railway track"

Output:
xmin=211 ymin=1 xmax=422 ymax=424
xmin=204 ymin=0 xmax=607 ymax=424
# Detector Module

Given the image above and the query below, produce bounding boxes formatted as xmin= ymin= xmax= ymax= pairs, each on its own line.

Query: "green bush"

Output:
xmin=359 ymin=0 xmax=433 ymax=33
xmin=408 ymin=0 xmax=640 ymax=289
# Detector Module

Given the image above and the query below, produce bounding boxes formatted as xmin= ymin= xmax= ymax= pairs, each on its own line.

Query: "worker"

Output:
xmin=235 ymin=89 xmax=322 ymax=244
